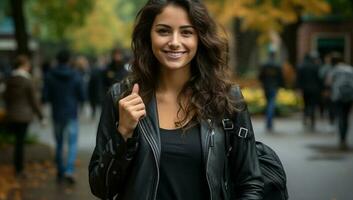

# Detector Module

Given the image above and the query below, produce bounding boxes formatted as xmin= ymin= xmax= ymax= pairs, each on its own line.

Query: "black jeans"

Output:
xmin=335 ymin=102 xmax=352 ymax=143
xmin=303 ymin=91 xmax=320 ymax=129
xmin=8 ymin=122 xmax=29 ymax=174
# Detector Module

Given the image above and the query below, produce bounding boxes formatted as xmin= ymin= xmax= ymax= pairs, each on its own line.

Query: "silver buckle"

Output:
xmin=238 ymin=127 xmax=248 ymax=138
xmin=222 ymin=118 xmax=234 ymax=130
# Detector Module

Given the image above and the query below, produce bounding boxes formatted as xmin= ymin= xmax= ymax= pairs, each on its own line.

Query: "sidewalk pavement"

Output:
xmin=1 ymin=110 xmax=353 ymax=200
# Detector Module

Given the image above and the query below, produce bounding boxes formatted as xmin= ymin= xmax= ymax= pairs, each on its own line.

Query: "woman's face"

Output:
xmin=150 ymin=4 xmax=198 ymax=72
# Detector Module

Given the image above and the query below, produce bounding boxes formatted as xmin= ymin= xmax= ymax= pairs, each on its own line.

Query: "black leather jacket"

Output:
xmin=89 ymin=83 xmax=264 ymax=200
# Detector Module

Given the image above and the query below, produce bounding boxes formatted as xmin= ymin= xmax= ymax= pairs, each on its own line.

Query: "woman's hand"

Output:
xmin=117 ymin=83 xmax=146 ymax=141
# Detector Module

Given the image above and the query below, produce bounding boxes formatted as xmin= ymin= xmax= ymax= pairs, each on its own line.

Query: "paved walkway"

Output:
xmin=3 ymin=106 xmax=353 ymax=200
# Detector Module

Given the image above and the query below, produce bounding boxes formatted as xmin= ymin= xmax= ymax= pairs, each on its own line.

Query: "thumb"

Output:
xmin=131 ymin=83 xmax=139 ymax=94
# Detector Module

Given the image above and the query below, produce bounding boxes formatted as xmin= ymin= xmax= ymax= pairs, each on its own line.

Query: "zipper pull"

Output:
xmin=210 ymin=130 xmax=215 ymax=147
xmin=207 ymin=119 xmax=215 ymax=147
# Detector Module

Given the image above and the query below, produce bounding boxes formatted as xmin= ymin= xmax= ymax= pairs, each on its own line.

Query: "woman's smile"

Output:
xmin=163 ymin=50 xmax=187 ymax=59
xmin=151 ymin=4 xmax=198 ymax=71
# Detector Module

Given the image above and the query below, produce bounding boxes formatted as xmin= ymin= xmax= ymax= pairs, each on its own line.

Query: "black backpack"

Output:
xmin=222 ymin=118 xmax=289 ymax=200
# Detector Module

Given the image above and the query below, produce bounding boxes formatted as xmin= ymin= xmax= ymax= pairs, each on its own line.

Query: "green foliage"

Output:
xmin=0 ymin=1 xmax=10 ymax=21
xmin=27 ymin=0 xmax=95 ymax=41
xmin=69 ymin=0 xmax=134 ymax=55
xmin=326 ymin=0 xmax=353 ymax=17
xmin=0 ymin=131 xmax=38 ymax=146
xmin=25 ymin=0 xmax=149 ymax=54
xmin=115 ymin=0 xmax=146 ymax=22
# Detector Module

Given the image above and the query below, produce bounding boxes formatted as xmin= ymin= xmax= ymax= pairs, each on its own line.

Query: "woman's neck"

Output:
xmin=157 ymin=67 xmax=191 ymax=95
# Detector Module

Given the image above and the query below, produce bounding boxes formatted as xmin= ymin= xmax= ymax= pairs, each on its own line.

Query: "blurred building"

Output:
xmin=0 ymin=17 xmax=39 ymax=65
xmin=298 ymin=16 xmax=353 ymax=64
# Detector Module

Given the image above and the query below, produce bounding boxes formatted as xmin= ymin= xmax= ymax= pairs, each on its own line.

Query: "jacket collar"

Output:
xmin=141 ymin=93 xmax=211 ymax=157
xmin=140 ymin=93 xmax=161 ymax=151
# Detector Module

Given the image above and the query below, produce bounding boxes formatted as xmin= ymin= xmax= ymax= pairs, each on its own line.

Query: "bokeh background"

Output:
xmin=0 ymin=0 xmax=353 ymax=199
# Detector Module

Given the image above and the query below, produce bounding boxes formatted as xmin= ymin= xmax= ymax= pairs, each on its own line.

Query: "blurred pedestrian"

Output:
xmin=258 ymin=51 xmax=283 ymax=132
xmin=326 ymin=52 xmax=353 ymax=150
xmin=88 ymin=57 xmax=104 ymax=119
xmin=89 ymin=0 xmax=263 ymax=199
xmin=4 ymin=55 xmax=43 ymax=177
xmin=73 ymin=55 xmax=90 ymax=93
xmin=43 ymin=49 xmax=85 ymax=184
xmin=297 ymin=53 xmax=321 ymax=131
xmin=318 ymin=53 xmax=335 ymax=127
xmin=102 ymin=48 xmax=129 ymax=93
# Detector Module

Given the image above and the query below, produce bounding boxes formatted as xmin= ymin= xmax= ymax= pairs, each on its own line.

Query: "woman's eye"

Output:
xmin=182 ymin=30 xmax=194 ymax=36
xmin=156 ymin=29 xmax=170 ymax=35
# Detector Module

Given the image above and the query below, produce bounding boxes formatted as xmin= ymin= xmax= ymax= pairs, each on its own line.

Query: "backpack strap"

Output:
xmin=222 ymin=118 xmax=234 ymax=157
xmin=222 ymin=118 xmax=249 ymax=157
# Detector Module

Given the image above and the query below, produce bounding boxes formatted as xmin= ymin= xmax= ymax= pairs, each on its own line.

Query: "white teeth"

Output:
xmin=165 ymin=51 xmax=184 ymax=59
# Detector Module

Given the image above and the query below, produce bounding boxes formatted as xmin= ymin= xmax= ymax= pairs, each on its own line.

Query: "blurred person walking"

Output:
xmin=102 ymin=48 xmax=129 ymax=94
xmin=88 ymin=57 xmax=104 ymax=119
xmin=43 ymin=49 xmax=85 ymax=184
xmin=318 ymin=53 xmax=335 ymax=127
xmin=326 ymin=53 xmax=353 ymax=150
xmin=258 ymin=51 xmax=283 ymax=132
xmin=4 ymin=55 xmax=43 ymax=177
xmin=297 ymin=53 xmax=321 ymax=131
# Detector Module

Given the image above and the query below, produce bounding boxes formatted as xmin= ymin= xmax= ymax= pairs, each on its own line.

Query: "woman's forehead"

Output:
xmin=152 ymin=4 xmax=192 ymax=27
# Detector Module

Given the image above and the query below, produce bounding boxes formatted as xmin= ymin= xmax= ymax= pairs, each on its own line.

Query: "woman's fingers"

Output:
xmin=129 ymin=103 xmax=145 ymax=112
xmin=133 ymin=109 xmax=146 ymax=119
xmin=125 ymin=96 xmax=144 ymax=106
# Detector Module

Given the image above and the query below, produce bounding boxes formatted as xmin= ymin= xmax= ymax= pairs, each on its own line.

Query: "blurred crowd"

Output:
xmin=258 ymin=50 xmax=353 ymax=151
xmin=0 ymin=47 xmax=352 ymax=185
xmin=0 ymin=47 xmax=131 ymax=184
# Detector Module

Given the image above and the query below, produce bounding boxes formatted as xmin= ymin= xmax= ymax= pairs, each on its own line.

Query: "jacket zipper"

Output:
xmin=205 ymin=119 xmax=214 ymax=200
xmin=138 ymin=121 xmax=160 ymax=200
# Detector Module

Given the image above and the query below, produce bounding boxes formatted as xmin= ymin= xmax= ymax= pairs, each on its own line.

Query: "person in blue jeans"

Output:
xmin=258 ymin=51 xmax=283 ymax=132
xmin=43 ymin=49 xmax=85 ymax=184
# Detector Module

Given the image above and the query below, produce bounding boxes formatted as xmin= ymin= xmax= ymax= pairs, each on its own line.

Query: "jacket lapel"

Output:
xmin=200 ymin=119 xmax=210 ymax=163
xmin=147 ymin=94 xmax=161 ymax=149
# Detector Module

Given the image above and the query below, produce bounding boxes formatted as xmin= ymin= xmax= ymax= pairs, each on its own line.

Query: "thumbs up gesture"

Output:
xmin=117 ymin=83 xmax=146 ymax=141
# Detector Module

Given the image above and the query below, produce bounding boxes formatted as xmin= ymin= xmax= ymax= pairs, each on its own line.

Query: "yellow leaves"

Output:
xmin=205 ymin=0 xmax=331 ymax=43
xmin=0 ymin=165 xmax=21 ymax=200
xmin=242 ymin=87 xmax=302 ymax=110
xmin=69 ymin=0 xmax=132 ymax=55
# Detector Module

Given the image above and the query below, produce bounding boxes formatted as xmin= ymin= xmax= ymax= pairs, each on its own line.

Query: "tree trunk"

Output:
xmin=280 ymin=20 xmax=302 ymax=68
xmin=233 ymin=18 xmax=259 ymax=75
xmin=10 ymin=0 xmax=29 ymax=56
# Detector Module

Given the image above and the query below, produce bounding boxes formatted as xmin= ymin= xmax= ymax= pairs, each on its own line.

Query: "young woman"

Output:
xmin=89 ymin=0 xmax=264 ymax=199
xmin=4 ymin=55 xmax=43 ymax=177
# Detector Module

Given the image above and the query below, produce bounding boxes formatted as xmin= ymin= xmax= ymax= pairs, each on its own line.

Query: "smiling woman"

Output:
xmin=89 ymin=0 xmax=264 ymax=199
xmin=150 ymin=4 xmax=198 ymax=72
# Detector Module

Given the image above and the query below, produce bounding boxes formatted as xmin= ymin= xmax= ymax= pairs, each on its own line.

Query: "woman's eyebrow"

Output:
xmin=155 ymin=24 xmax=194 ymax=29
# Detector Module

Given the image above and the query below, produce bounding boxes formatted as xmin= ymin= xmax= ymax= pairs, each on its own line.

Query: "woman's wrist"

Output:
xmin=117 ymin=124 xmax=133 ymax=141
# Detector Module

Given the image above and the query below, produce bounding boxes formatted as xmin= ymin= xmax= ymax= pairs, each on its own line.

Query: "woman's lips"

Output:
xmin=163 ymin=51 xmax=186 ymax=59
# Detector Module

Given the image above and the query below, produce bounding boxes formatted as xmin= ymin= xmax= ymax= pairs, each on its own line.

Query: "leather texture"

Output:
xmin=89 ymin=82 xmax=264 ymax=200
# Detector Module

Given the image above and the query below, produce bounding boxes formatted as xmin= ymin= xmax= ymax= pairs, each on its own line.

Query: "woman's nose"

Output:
xmin=168 ymin=33 xmax=181 ymax=49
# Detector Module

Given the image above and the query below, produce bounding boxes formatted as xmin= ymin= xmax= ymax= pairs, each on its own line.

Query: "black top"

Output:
xmin=156 ymin=125 xmax=209 ymax=200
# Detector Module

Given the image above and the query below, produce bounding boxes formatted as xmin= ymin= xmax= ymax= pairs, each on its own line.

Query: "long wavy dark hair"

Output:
xmin=129 ymin=0 xmax=239 ymax=126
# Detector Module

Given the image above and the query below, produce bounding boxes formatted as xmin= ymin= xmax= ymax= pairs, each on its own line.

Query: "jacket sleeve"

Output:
xmin=89 ymin=89 xmax=139 ymax=199
xmin=229 ymin=86 xmax=264 ymax=200
xmin=28 ymin=80 xmax=43 ymax=120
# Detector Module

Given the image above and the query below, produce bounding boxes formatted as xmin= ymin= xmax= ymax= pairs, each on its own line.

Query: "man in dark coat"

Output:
xmin=297 ymin=53 xmax=321 ymax=131
xmin=43 ymin=49 xmax=85 ymax=184
xmin=102 ymin=48 xmax=129 ymax=94
xmin=258 ymin=51 xmax=283 ymax=132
